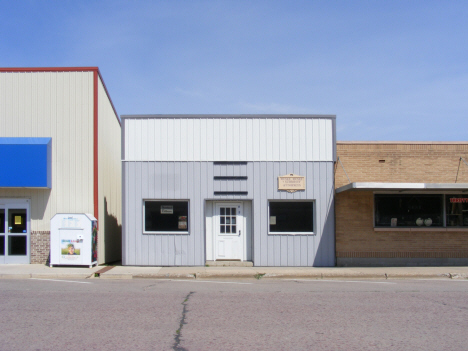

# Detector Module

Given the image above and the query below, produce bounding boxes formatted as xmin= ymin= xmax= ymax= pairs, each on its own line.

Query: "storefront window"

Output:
xmin=144 ymin=201 xmax=189 ymax=233
xmin=374 ymin=194 xmax=443 ymax=227
xmin=269 ymin=201 xmax=314 ymax=234
xmin=446 ymin=195 xmax=468 ymax=227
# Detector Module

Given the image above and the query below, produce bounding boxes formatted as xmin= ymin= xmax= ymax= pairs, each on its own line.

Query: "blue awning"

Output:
xmin=0 ymin=138 xmax=52 ymax=188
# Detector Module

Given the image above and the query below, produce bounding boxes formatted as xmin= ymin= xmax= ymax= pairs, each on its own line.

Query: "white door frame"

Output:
xmin=0 ymin=198 xmax=31 ymax=264
xmin=213 ymin=202 xmax=244 ymax=261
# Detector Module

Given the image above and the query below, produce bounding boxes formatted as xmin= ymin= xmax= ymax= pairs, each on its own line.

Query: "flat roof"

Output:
xmin=336 ymin=182 xmax=468 ymax=193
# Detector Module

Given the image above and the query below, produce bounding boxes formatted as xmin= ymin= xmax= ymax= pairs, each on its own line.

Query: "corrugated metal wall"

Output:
xmin=0 ymin=71 xmax=95 ymax=232
xmin=123 ymin=116 xmax=335 ymax=162
xmin=97 ymin=77 xmax=122 ymax=264
xmin=122 ymin=161 xmax=335 ymax=266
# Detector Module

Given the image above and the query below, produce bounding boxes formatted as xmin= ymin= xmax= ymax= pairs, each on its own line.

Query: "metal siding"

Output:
xmin=0 ymin=71 xmax=94 ymax=233
xmin=97 ymin=77 xmax=122 ymax=264
xmin=123 ymin=161 xmax=335 ymax=266
xmin=123 ymin=117 xmax=334 ymax=162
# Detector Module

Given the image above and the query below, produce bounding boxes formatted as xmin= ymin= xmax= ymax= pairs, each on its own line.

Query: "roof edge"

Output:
xmin=121 ymin=114 xmax=336 ymax=119
xmin=336 ymin=182 xmax=468 ymax=193
xmin=0 ymin=67 xmax=99 ymax=72
xmin=338 ymin=141 xmax=468 ymax=145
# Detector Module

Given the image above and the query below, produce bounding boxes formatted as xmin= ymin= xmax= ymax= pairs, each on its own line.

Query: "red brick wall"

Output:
xmin=335 ymin=142 xmax=468 ymax=260
xmin=31 ymin=231 xmax=50 ymax=264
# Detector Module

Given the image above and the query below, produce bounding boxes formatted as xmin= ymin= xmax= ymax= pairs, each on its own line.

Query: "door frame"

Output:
xmin=0 ymin=198 xmax=31 ymax=264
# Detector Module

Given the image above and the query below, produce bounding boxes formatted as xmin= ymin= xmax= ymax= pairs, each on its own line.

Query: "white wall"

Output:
xmin=123 ymin=116 xmax=335 ymax=162
xmin=97 ymin=76 xmax=122 ymax=263
xmin=0 ymin=71 xmax=95 ymax=232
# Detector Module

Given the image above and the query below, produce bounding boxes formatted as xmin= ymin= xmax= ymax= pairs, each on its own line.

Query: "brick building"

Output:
xmin=335 ymin=142 xmax=468 ymax=266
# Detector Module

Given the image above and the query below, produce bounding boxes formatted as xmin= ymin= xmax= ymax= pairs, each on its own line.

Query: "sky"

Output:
xmin=1 ymin=1 xmax=467 ymax=141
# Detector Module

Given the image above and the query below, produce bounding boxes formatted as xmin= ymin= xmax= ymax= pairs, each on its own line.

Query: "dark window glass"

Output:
xmin=8 ymin=209 xmax=27 ymax=233
xmin=269 ymin=202 xmax=314 ymax=233
xmin=374 ymin=195 xmax=443 ymax=227
xmin=446 ymin=195 xmax=468 ymax=227
xmin=144 ymin=201 xmax=189 ymax=232
xmin=8 ymin=235 xmax=27 ymax=256
xmin=0 ymin=209 xmax=4 ymax=233
xmin=0 ymin=236 xmax=4 ymax=256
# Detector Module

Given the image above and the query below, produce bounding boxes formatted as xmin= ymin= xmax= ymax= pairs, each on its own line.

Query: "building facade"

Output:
xmin=0 ymin=67 xmax=122 ymax=264
xmin=122 ymin=115 xmax=336 ymax=266
xmin=335 ymin=142 xmax=468 ymax=266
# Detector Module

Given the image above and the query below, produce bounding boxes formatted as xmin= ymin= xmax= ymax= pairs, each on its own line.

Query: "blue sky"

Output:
xmin=1 ymin=1 xmax=467 ymax=141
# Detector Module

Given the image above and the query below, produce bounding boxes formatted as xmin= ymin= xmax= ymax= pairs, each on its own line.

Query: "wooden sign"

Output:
xmin=278 ymin=174 xmax=305 ymax=193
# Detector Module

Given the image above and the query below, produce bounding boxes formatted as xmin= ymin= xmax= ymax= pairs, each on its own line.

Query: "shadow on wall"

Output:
xmin=104 ymin=197 xmax=122 ymax=263
xmin=313 ymin=183 xmax=336 ymax=267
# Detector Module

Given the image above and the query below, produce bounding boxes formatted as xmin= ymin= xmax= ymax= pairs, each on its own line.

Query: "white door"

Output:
xmin=0 ymin=199 xmax=30 ymax=264
xmin=215 ymin=202 xmax=243 ymax=260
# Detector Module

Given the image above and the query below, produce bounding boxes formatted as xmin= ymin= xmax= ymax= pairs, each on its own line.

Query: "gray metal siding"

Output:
xmin=123 ymin=161 xmax=335 ymax=266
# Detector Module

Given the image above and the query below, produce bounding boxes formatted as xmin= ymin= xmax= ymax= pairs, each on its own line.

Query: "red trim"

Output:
xmin=0 ymin=67 xmax=99 ymax=72
xmin=1 ymin=66 xmax=122 ymax=226
xmin=93 ymin=71 xmax=99 ymax=227
xmin=0 ymin=67 xmax=120 ymax=125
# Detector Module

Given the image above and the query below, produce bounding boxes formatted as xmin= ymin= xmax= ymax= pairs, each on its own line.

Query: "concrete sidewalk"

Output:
xmin=1 ymin=264 xmax=468 ymax=280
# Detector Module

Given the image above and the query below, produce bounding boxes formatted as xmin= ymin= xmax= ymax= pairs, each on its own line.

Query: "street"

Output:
xmin=1 ymin=278 xmax=467 ymax=350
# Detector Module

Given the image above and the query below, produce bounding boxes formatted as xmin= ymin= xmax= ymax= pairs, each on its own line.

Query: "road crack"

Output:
xmin=173 ymin=291 xmax=195 ymax=351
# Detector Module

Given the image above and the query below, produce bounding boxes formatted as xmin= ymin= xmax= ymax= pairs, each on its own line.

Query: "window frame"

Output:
xmin=268 ymin=200 xmax=315 ymax=235
xmin=373 ymin=192 xmax=468 ymax=228
xmin=446 ymin=194 xmax=468 ymax=227
xmin=143 ymin=200 xmax=190 ymax=234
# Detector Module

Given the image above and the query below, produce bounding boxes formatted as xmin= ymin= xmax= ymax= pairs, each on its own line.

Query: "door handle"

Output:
xmin=238 ymin=230 xmax=241 ymax=236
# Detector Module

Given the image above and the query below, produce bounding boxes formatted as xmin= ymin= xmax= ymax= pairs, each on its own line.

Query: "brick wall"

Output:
xmin=31 ymin=231 xmax=50 ymax=264
xmin=336 ymin=142 xmax=468 ymax=188
xmin=335 ymin=142 xmax=468 ymax=262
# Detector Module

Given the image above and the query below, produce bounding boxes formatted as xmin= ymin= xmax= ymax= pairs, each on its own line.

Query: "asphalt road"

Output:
xmin=1 ymin=278 xmax=468 ymax=351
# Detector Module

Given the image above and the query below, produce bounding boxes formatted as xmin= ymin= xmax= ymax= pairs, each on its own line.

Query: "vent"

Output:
xmin=214 ymin=176 xmax=248 ymax=180
xmin=214 ymin=191 xmax=248 ymax=196
xmin=213 ymin=161 xmax=248 ymax=165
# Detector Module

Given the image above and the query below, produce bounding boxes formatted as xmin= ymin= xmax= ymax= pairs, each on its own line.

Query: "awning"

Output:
xmin=0 ymin=137 xmax=52 ymax=188
xmin=336 ymin=182 xmax=468 ymax=194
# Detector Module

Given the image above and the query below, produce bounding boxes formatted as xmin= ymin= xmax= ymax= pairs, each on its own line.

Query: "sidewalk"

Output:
xmin=1 ymin=264 xmax=468 ymax=280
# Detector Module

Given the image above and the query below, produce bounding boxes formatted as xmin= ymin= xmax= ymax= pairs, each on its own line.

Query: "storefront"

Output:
xmin=335 ymin=142 xmax=468 ymax=266
xmin=122 ymin=115 xmax=336 ymax=266
xmin=0 ymin=68 xmax=122 ymax=264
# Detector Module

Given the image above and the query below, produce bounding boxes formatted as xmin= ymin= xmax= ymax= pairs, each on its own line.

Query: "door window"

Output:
xmin=219 ymin=207 xmax=237 ymax=234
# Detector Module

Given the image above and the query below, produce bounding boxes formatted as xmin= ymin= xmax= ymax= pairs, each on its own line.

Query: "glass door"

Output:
xmin=0 ymin=199 xmax=30 ymax=264
xmin=0 ymin=208 xmax=5 ymax=264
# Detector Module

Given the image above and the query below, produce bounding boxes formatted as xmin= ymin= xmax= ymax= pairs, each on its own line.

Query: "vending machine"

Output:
xmin=50 ymin=214 xmax=98 ymax=267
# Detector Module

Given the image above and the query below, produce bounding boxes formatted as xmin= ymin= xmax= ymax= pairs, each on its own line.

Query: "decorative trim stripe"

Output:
xmin=214 ymin=176 xmax=248 ymax=180
xmin=214 ymin=191 xmax=248 ymax=196
xmin=214 ymin=161 xmax=248 ymax=165
xmin=94 ymin=70 xmax=99 ymax=228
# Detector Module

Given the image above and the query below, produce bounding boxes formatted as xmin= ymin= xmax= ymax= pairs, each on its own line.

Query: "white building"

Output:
xmin=0 ymin=67 xmax=121 ymax=264
xmin=122 ymin=115 xmax=336 ymax=266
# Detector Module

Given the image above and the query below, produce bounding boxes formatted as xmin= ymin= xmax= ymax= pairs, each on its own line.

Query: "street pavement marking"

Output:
xmin=159 ymin=279 xmax=253 ymax=285
xmin=284 ymin=279 xmax=396 ymax=284
xmin=30 ymin=278 xmax=92 ymax=284
xmin=416 ymin=279 xmax=468 ymax=282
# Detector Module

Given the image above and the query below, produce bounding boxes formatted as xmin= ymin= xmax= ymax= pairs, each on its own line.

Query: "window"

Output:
xmin=446 ymin=195 xmax=468 ymax=227
xmin=269 ymin=201 xmax=314 ymax=234
xmin=144 ymin=201 xmax=189 ymax=233
xmin=374 ymin=194 xmax=443 ymax=227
